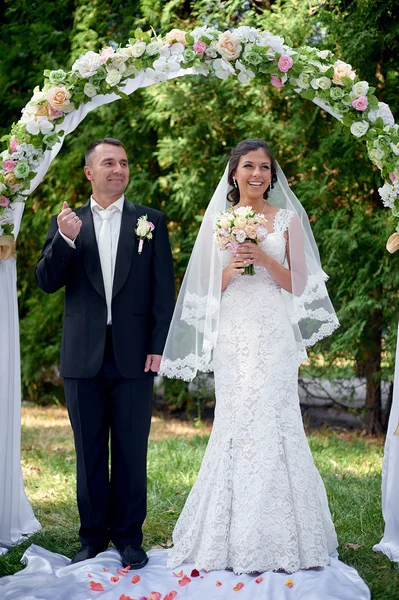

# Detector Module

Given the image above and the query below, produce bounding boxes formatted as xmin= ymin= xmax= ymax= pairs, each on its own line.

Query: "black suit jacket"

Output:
xmin=35 ymin=199 xmax=175 ymax=379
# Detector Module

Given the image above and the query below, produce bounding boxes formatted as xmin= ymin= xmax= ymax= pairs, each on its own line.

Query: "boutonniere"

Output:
xmin=135 ymin=215 xmax=155 ymax=254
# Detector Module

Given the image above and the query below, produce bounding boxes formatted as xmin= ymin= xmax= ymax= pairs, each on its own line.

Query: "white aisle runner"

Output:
xmin=373 ymin=324 xmax=399 ymax=562
xmin=0 ymin=545 xmax=370 ymax=600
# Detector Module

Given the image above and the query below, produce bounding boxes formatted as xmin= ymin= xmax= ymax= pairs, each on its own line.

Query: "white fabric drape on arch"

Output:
xmin=0 ymin=202 xmax=41 ymax=553
xmin=373 ymin=324 xmax=399 ymax=562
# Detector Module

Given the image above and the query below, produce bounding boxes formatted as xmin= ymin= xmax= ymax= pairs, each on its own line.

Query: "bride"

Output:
xmin=160 ymin=138 xmax=340 ymax=575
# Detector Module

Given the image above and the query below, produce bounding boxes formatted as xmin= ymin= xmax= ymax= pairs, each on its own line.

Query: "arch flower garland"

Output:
xmin=0 ymin=25 xmax=398 ymax=245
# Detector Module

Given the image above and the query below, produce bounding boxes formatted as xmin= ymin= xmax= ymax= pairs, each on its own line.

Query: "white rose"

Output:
xmin=146 ymin=41 xmax=162 ymax=56
xmin=390 ymin=142 xmax=399 ymax=156
xmin=351 ymin=81 xmax=369 ymax=99
xmin=318 ymin=76 xmax=332 ymax=90
xmin=72 ymin=51 xmax=102 ymax=78
xmin=205 ymin=46 xmax=218 ymax=58
xmin=235 ymin=230 xmax=247 ymax=243
xmin=105 ymin=68 xmax=122 ymax=86
xmin=350 ymin=120 xmax=369 ymax=138
xmin=109 ymin=56 xmax=128 ymax=72
xmin=317 ymin=50 xmax=330 ymax=59
xmin=84 ymin=83 xmax=97 ymax=98
xmin=297 ymin=72 xmax=310 ymax=89
xmin=378 ymin=182 xmax=396 ymax=209
xmin=368 ymin=148 xmax=385 ymax=168
xmin=0 ymin=182 xmax=6 ymax=194
xmin=123 ymin=41 xmax=146 ymax=58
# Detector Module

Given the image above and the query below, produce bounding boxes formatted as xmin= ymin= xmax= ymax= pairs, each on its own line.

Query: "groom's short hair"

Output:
xmin=85 ymin=138 xmax=125 ymax=165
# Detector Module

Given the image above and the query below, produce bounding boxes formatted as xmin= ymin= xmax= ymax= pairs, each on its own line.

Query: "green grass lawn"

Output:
xmin=1 ymin=406 xmax=398 ymax=599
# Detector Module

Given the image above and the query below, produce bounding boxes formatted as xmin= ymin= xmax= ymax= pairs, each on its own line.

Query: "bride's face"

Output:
xmin=233 ymin=148 xmax=272 ymax=201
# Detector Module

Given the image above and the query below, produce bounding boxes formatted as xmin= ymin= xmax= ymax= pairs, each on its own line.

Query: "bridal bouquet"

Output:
xmin=215 ymin=206 xmax=268 ymax=275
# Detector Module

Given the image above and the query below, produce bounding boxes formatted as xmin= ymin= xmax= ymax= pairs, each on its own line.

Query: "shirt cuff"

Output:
xmin=58 ymin=229 xmax=76 ymax=249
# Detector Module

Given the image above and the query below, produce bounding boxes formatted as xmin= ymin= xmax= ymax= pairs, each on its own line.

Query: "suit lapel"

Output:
xmin=113 ymin=199 xmax=137 ymax=298
xmin=78 ymin=201 xmax=106 ymax=300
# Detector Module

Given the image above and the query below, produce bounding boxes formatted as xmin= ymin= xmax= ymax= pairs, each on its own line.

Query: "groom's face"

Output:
xmin=84 ymin=143 xmax=129 ymax=199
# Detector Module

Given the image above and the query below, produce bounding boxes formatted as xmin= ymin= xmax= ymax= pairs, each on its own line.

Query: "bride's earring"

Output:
xmin=233 ymin=178 xmax=237 ymax=188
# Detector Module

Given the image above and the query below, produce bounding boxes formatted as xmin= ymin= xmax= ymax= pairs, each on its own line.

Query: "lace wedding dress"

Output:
xmin=167 ymin=208 xmax=338 ymax=574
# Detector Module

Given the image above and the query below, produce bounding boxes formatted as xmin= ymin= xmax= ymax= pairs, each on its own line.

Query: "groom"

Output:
xmin=35 ymin=138 xmax=174 ymax=568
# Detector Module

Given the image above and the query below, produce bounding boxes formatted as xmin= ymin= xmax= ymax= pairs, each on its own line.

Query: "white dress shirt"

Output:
xmin=59 ymin=195 xmax=124 ymax=323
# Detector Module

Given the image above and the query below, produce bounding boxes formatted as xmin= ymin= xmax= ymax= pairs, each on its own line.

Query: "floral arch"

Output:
xmin=0 ymin=25 xmax=398 ymax=256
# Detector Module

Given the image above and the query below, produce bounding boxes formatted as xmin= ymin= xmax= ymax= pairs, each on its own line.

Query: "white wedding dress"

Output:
xmin=167 ymin=208 xmax=338 ymax=574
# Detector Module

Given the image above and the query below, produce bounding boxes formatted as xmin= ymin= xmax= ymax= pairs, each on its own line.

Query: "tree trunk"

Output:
xmin=359 ymin=309 xmax=383 ymax=433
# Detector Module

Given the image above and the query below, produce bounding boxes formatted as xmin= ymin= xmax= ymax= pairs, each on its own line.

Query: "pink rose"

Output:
xmin=271 ymin=75 xmax=284 ymax=88
xmin=0 ymin=195 xmax=10 ymax=207
xmin=2 ymin=160 xmax=16 ymax=172
xmin=100 ymin=47 xmax=115 ymax=64
xmin=389 ymin=172 xmax=397 ymax=183
xmin=10 ymin=138 xmax=18 ymax=153
xmin=351 ymin=96 xmax=368 ymax=111
xmin=193 ymin=41 xmax=207 ymax=55
xmin=47 ymin=104 xmax=64 ymax=119
xmin=277 ymin=54 xmax=293 ymax=73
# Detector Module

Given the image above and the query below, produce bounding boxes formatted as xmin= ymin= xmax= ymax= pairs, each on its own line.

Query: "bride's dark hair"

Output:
xmin=227 ymin=139 xmax=278 ymax=206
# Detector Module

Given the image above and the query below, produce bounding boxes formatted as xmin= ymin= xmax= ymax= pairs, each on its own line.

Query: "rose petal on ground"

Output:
xmin=233 ymin=582 xmax=244 ymax=591
xmin=111 ymin=576 xmax=120 ymax=582
xmin=255 ymin=576 xmax=263 ymax=584
xmin=164 ymin=593 xmax=177 ymax=600
xmin=285 ymin=579 xmax=294 ymax=588
xmin=173 ymin=570 xmax=183 ymax=578
xmin=120 ymin=595 xmax=134 ymax=600
xmin=132 ymin=574 xmax=141 ymax=583
xmin=178 ymin=575 xmax=191 ymax=586
xmin=89 ymin=581 xmax=105 ymax=591
xmin=117 ymin=569 xmax=127 ymax=576
xmin=190 ymin=569 xmax=200 ymax=577
xmin=122 ymin=566 xmax=131 ymax=572
xmin=87 ymin=573 xmax=92 ymax=577
xmin=344 ymin=542 xmax=361 ymax=550
xmin=103 ymin=567 xmax=109 ymax=572
xmin=150 ymin=592 xmax=161 ymax=600
xmin=216 ymin=581 xmax=222 ymax=587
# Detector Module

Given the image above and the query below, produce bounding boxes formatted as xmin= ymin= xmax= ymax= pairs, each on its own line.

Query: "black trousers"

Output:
xmin=64 ymin=326 xmax=153 ymax=549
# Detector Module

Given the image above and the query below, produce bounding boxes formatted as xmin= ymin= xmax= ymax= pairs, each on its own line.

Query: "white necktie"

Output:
xmin=95 ymin=208 xmax=114 ymax=324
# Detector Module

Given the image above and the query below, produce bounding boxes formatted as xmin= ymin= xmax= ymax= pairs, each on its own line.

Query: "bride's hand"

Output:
xmin=235 ymin=242 xmax=267 ymax=267
xmin=225 ymin=255 xmax=246 ymax=277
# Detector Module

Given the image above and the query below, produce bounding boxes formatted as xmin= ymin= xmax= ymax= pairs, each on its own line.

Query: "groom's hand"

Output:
xmin=57 ymin=201 xmax=82 ymax=241
xmin=144 ymin=354 xmax=162 ymax=373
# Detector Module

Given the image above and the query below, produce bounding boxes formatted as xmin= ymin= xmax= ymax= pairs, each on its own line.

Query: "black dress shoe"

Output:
xmin=71 ymin=544 xmax=108 ymax=564
xmin=119 ymin=545 xmax=149 ymax=569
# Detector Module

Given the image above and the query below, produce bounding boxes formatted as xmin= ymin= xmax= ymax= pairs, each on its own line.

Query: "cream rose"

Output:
xmin=234 ymin=216 xmax=246 ymax=229
xmin=47 ymin=85 xmax=72 ymax=112
xmin=245 ymin=225 xmax=257 ymax=239
xmin=332 ymin=60 xmax=356 ymax=85
xmin=136 ymin=221 xmax=151 ymax=237
xmin=216 ymin=31 xmax=242 ymax=61
xmin=34 ymin=104 xmax=49 ymax=117
xmin=3 ymin=171 xmax=17 ymax=187
xmin=165 ymin=29 xmax=187 ymax=45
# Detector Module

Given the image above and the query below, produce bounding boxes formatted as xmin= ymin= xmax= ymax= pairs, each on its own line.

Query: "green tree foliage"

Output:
xmin=1 ymin=0 xmax=398 ymax=430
